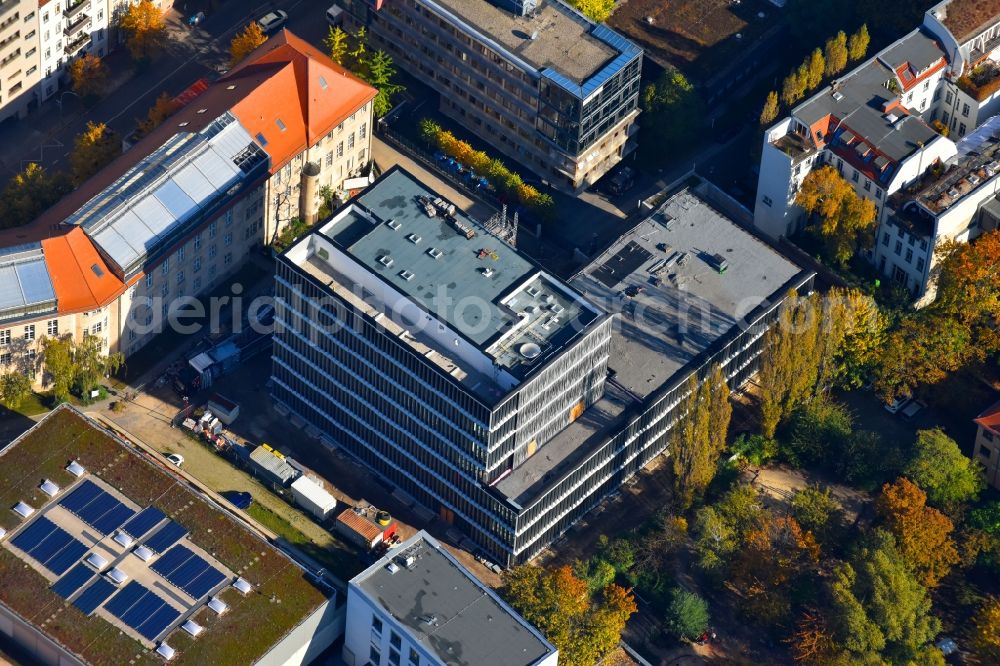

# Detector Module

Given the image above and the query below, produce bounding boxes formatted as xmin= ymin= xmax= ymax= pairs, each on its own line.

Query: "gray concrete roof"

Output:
xmin=353 ymin=532 xmax=556 ymax=666
xmin=880 ymin=27 xmax=948 ymax=73
xmin=425 ymin=0 xmax=616 ymax=83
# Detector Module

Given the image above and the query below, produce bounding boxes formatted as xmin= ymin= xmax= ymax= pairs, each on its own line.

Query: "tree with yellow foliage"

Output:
xmin=68 ymin=54 xmax=108 ymax=99
xmin=973 ymin=596 xmax=1000 ymax=662
xmin=230 ymin=22 xmax=267 ymax=68
xmin=118 ymin=0 xmax=166 ymax=62
xmin=568 ymin=0 xmax=616 ymax=22
xmin=70 ymin=122 xmax=122 ymax=185
xmin=795 ymin=165 xmax=876 ymax=265
xmin=0 ymin=163 xmax=73 ymax=228
xmin=136 ymin=92 xmax=179 ymax=138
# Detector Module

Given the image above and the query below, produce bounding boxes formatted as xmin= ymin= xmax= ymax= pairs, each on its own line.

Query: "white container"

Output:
xmin=290 ymin=476 xmax=337 ymax=520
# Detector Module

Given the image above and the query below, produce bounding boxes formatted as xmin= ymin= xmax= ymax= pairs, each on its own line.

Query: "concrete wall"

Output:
xmin=0 ymin=602 xmax=85 ymax=666
xmin=254 ymin=598 xmax=345 ymax=666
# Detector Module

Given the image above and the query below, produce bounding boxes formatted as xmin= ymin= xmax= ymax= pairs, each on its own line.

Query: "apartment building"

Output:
xmin=755 ymin=0 xmax=1000 ymax=298
xmin=0 ymin=30 xmax=375 ymax=383
xmin=344 ymin=531 xmax=558 ymax=666
xmin=342 ymin=0 xmax=642 ymax=192
xmin=973 ymin=399 xmax=1000 ymax=489
xmin=273 ymin=170 xmax=813 ymax=564
xmin=0 ymin=0 xmax=40 ymax=121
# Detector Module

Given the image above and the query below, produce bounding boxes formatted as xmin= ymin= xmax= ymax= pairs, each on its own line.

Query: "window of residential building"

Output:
xmin=194 ymin=235 xmax=202 ymax=251
xmin=0 ymin=330 xmax=9 ymax=346
xmin=0 ymin=352 xmax=10 ymax=366
xmin=225 ymin=209 xmax=233 ymax=226
xmin=905 ymin=248 xmax=913 ymax=263
xmin=894 ymin=240 xmax=902 ymax=255
xmin=326 ymin=152 xmax=333 ymax=166
xmin=209 ymin=245 xmax=217 ymax=259
xmin=193 ymin=257 xmax=201 ymax=272
xmin=47 ymin=320 xmax=58 ymax=336
xmin=146 ymin=273 xmax=153 ymax=288
xmin=408 ymin=648 xmax=419 ymax=666
xmin=348 ymin=133 xmax=355 ymax=150
xmin=916 ymin=257 xmax=925 ymax=272
xmin=963 ymin=103 xmax=970 ymax=117
xmin=897 ymin=226 xmax=904 ymax=238
xmin=390 ymin=632 xmax=401 ymax=649
xmin=42 ymin=12 xmax=48 ymax=23
xmin=24 ymin=325 xmax=34 ymax=341
xmin=852 ymin=170 xmax=859 ymax=182
xmin=761 ymin=195 xmax=772 ymax=207
xmin=193 ymin=276 xmax=201 ymax=292
xmin=178 ymin=246 xmax=185 ymax=261
xmin=960 ymin=123 xmax=967 ymax=135
xmin=161 ymin=283 xmax=168 ymax=297
xmin=224 ymin=252 xmax=232 ymax=266
xmin=224 ymin=233 xmax=232 ymax=246
xmin=923 ymin=80 xmax=930 ymax=90
xmin=93 ymin=321 xmax=102 ymax=334
xmin=209 ymin=221 xmax=217 ymax=238
xmin=882 ymin=232 xmax=890 ymax=246
xmin=864 ymin=179 xmax=871 ymax=191
xmin=389 ymin=649 xmax=401 ymax=666
xmin=946 ymin=91 xmax=953 ymax=104
xmin=336 ymin=141 xmax=343 ymax=157
xmin=176 ymin=271 xmax=184 ymax=285
xmin=161 ymin=258 xmax=169 ymax=274
xmin=360 ymin=122 xmax=367 ymax=139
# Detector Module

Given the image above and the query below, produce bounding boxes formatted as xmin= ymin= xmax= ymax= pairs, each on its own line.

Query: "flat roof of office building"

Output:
xmin=422 ymin=0 xmax=620 ymax=83
xmin=352 ymin=531 xmax=556 ymax=666
xmin=293 ymin=167 xmax=602 ymax=399
xmin=0 ymin=406 xmax=329 ymax=666
xmin=496 ymin=188 xmax=810 ymax=504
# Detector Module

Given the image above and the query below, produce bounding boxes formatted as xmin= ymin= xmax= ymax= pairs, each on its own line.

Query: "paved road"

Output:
xmin=0 ymin=0 xmax=325 ymax=178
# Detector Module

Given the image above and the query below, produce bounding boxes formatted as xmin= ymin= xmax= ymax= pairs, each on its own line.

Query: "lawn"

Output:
xmin=0 ymin=407 xmax=329 ymax=665
xmin=248 ymin=502 xmax=363 ymax=581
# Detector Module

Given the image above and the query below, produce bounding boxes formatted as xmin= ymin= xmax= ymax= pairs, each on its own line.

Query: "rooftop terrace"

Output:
xmin=425 ymin=0 xmax=618 ymax=84
xmin=938 ymin=0 xmax=1000 ymax=43
xmin=288 ymin=167 xmax=600 ymax=401
xmin=0 ymin=407 xmax=329 ymax=666
xmin=353 ymin=531 xmax=556 ymax=666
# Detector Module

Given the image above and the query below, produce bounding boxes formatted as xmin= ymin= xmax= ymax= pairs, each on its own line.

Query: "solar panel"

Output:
xmin=120 ymin=591 xmax=163 ymax=627
xmin=170 ymin=557 xmax=209 ymax=589
xmin=52 ymin=564 xmax=95 ymax=599
xmin=184 ymin=567 xmax=227 ymax=599
xmin=11 ymin=517 xmax=58 ymax=552
xmin=92 ymin=504 xmax=135 ymax=535
xmin=45 ymin=540 xmax=88 ymax=576
xmin=104 ymin=581 xmax=147 ymax=618
xmin=59 ymin=480 xmax=102 ymax=513
xmin=150 ymin=545 xmax=194 ymax=577
xmin=77 ymin=495 xmax=119 ymax=527
xmin=73 ymin=579 xmax=116 ymax=615
xmin=30 ymin=528 xmax=73 ymax=563
xmin=143 ymin=521 xmax=187 ymax=553
xmin=121 ymin=506 xmax=166 ymax=539
xmin=137 ymin=604 xmax=181 ymax=641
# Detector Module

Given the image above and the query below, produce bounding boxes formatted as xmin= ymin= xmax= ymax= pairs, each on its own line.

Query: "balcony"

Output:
xmin=0 ymin=0 xmax=16 ymax=20
xmin=64 ymin=0 xmax=89 ymax=20
xmin=63 ymin=14 xmax=90 ymax=39
xmin=0 ymin=47 xmax=20 ymax=67
xmin=65 ymin=32 xmax=90 ymax=54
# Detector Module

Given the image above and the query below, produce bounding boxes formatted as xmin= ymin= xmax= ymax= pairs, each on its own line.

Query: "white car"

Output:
xmin=256 ymin=10 xmax=288 ymax=33
xmin=166 ymin=453 xmax=184 ymax=468
xmin=884 ymin=396 xmax=911 ymax=414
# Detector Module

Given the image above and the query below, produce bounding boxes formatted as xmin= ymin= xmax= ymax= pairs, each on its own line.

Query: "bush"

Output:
xmin=664 ymin=588 xmax=710 ymax=640
xmin=782 ymin=397 xmax=853 ymax=468
xmin=597 ymin=535 xmax=635 ymax=574
xmin=731 ymin=433 xmax=779 ymax=466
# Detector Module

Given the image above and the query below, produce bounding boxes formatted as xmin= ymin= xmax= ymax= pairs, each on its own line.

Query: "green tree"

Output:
xmin=905 ymin=428 xmax=984 ymax=507
xmin=573 ymin=558 xmax=617 ymax=595
xmin=874 ymin=314 xmax=971 ymax=401
xmin=876 ymin=478 xmax=959 ymax=587
xmin=41 ymin=336 xmax=76 ymax=403
xmin=671 ymin=365 xmax=731 ymax=508
xmin=0 ymin=163 xmax=73 ymax=227
xmin=664 ymin=589 xmax=710 ymax=640
xmin=848 ymin=24 xmax=870 ymax=63
xmin=759 ymin=90 xmax=779 ymax=126
xmin=118 ymin=0 xmax=167 ymax=62
xmin=0 ymin=372 xmax=31 ymax=410
xmin=349 ymin=26 xmax=368 ymax=69
xmin=692 ymin=485 xmax=767 ymax=573
xmin=73 ymin=334 xmax=124 ymax=395
xmin=597 ymin=535 xmax=635 ymax=574
xmin=806 ymin=48 xmax=825 ymax=90
xmin=364 ymin=50 xmax=404 ymax=118
xmin=501 ymin=565 xmax=637 ymax=666
xmin=784 ymin=394 xmax=853 ymax=468
xmin=229 ymin=22 xmax=267 ymax=67
xmin=567 ymin=0 xmax=615 ymax=23
xmin=70 ymin=122 xmax=122 ymax=185
xmin=828 ymin=530 xmax=942 ymax=664
xmin=791 ymin=484 xmax=842 ymax=543
xmin=418 ymin=118 xmax=442 ymax=147
xmin=324 ymin=25 xmax=349 ymax=65
xmin=640 ymin=70 xmax=705 ymax=161
xmin=824 ymin=31 xmax=849 ymax=77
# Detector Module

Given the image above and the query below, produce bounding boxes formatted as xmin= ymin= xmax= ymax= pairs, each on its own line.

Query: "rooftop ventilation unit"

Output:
xmin=233 ymin=577 xmax=253 ymax=595
xmin=520 ymin=343 xmax=542 ymax=359
xmin=386 ymin=561 xmax=400 ymax=574
xmin=156 ymin=643 xmax=176 ymax=661
xmin=481 ymin=267 xmax=494 ymax=277
xmin=399 ymin=552 xmax=416 ymax=568
xmin=107 ymin=567 xmax=128 ymax=585
xmin=832 ymin=91 xmax=845 ymax=102
xmin=386 ymin=219 xmax=401 ymax=230
xmin=550 ymin=304 xmax=565 ymax=314
xmin=968 ymin=174 xmax=982 ymax=186
xmin=377 ymin=255 xmax=394 ymax=268
xmin=525 ymin=286 xmax=540 ymax=298
xmin=182 ymin=620 xmax=204 ymax=638
xmin=399 ymin=270 xmax=415 ymax=281
xmin=86 ymin=552 xmax=109 ymax=570
xmin=113 ymin=532 xmax=134 ymax=548
xmin=12 ymin=501 xmax=34 ymax=519
xmin=427 ymin=248 xmax=443 ymax=259
xmin=66 ymin=461 xmax=86 ymax=477
xmin=134 ymin=545 xmax=154 ymax=562
xmin=39 ymin=479 xmax=60 ymax=497
xmin=207 ymin=597 xmax=229 ymax=615
xmin=406 ymin=234 xmax=422 ymax=244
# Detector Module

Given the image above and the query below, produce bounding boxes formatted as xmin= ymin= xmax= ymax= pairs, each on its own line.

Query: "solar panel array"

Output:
xmin=150 ymin=545 xmax=227 ymax=599
xmin=59 ymin=480 xmax=136 ymax=535
xmin=143 ymin=520 xmax=187 ymax=553
xmin=11 ymin=517 xmax=88 ymax=575
xmin=51 ymin=563 xmax=95 ymax=599
xmin=73 ymin=579 xmax=117 ymax=615
xmin=120 ymin=506 xmax=166 ymax=539
xmin=105 ymin=581 xmax=181 ymax=641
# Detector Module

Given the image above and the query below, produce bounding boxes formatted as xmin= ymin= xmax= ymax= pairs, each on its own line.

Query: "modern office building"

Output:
xmin=343 ymin=0 xmax=642 ymax=192
xmin=0 ymin=30 xmax=376 ymax=383
xmin=343 ymin=531 xmax=558 ymax=666
xmin=755 ymin=0 xmax=1000 ymax=299
xmin=273 ymin=169 xmax=813 ymax=564
xmin=0 ymin=405 xmax=341 ymax=666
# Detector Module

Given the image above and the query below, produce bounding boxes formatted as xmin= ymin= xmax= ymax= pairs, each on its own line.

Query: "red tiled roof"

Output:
xmin=336 ymin=509 xmax=383 ymax=543
xmin=975 ymin=399 xmax=1000 ymax=434
xmin=41 ymin=227 xmax=126 ymax=314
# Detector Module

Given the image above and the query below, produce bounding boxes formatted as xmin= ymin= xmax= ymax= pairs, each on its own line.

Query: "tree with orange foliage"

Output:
xmin=118 ymin=0 xmax=166 ymax=62
xmin=230 ymin=22 xmax=268 ymax=67
xmin=136 ymin=92 xmax=179 ymax=138
xmin=934 ymin=229 xmax=1000 ymax=355
xmin=68 ymin=54 xmax=108 ymax=99
xmin=875 ymin=477 xmax=959 ymax=587
xmin=501 ymin=564 xmax=636 ymax=666
xmin=788 ymin=609 xmax=837 ymax=663
xmin=795 ymin=165 xmax=877 ymax=265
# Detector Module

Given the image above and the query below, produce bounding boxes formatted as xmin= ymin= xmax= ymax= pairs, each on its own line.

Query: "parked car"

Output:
xmin=884 ymin=396 xmax=911 ymax=414
xmin=606 ymin=166 xmax=636 ymax=195
xmin=256 ymin=10 xmax=288 ymax=33
xmin=901 ymin=399 xmax=926 ymax=420
xmin=221 ymin=491 xmax=253 ymax=510
xmin=166 ymin=453 xmax=184 ymax=468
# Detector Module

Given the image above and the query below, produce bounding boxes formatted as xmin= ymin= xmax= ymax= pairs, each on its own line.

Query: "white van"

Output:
xmin=326 ymin=5 xmax=344 ymax=26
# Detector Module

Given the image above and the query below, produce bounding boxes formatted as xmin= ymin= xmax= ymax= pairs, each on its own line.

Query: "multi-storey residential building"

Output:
xmin=755 ymin=0 xmax=1000 ymax=299
xmin=343 ymin=0 xmax=642 ymax=192
xmin=0 ymin=0 xmax=41 ymax=121
xmin=973 ymin=399 xmax=1000 ymax=489
xmin=0 ymin=30 xmax=376 ymax=382
xmin=274 ymin=169 xmax=813 ymax=564
xmin=344 ymin=530 xmax=558 ymax=666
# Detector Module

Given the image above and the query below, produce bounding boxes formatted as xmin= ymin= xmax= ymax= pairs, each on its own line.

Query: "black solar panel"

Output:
xmin=31 ymin=528 xmax=72 ymax=563
xmin=44 ymin=540 xmax=88 ymax=576
xmin=121 ymin=506 xmax=166 ymax=539
xmin=59 ymin=480 xmax=102 ymax=513
xmin=104 ymin=581 xmax=147 ymax=618
xmin=105 ymin=581 xmax=181 ymax=641
xmin=11 ymin=517 xmax=57 ymax=552
xmin=143 ymin=521 xmax=187 ymax=553
xmin=78 ymin=495 xmax=118 ymax=528
xmin=73 ymin=579 xmax=116 ymax=615
xmin=136 ymin=604 xmax=181 ymax=641
xmin=150 ymin=545 xmax=194 ymax=577
xmin=13 ymin=518 xmax=87 ymax=575
xmin=52 ymin=564 xmax=95 ymax=599
xmin=184 ymin=567 xmax=227 ymax=599
xmin=92 ymin=503 xmax=135 ymax=535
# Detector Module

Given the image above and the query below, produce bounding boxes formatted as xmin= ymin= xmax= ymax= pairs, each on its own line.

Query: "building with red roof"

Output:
xmin=973 ymin=398 xmax=1000 ymax=489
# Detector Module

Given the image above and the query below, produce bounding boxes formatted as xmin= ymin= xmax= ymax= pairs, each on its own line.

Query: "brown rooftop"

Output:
xmin=942 ymin=0 xmax=1000 ymax=42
